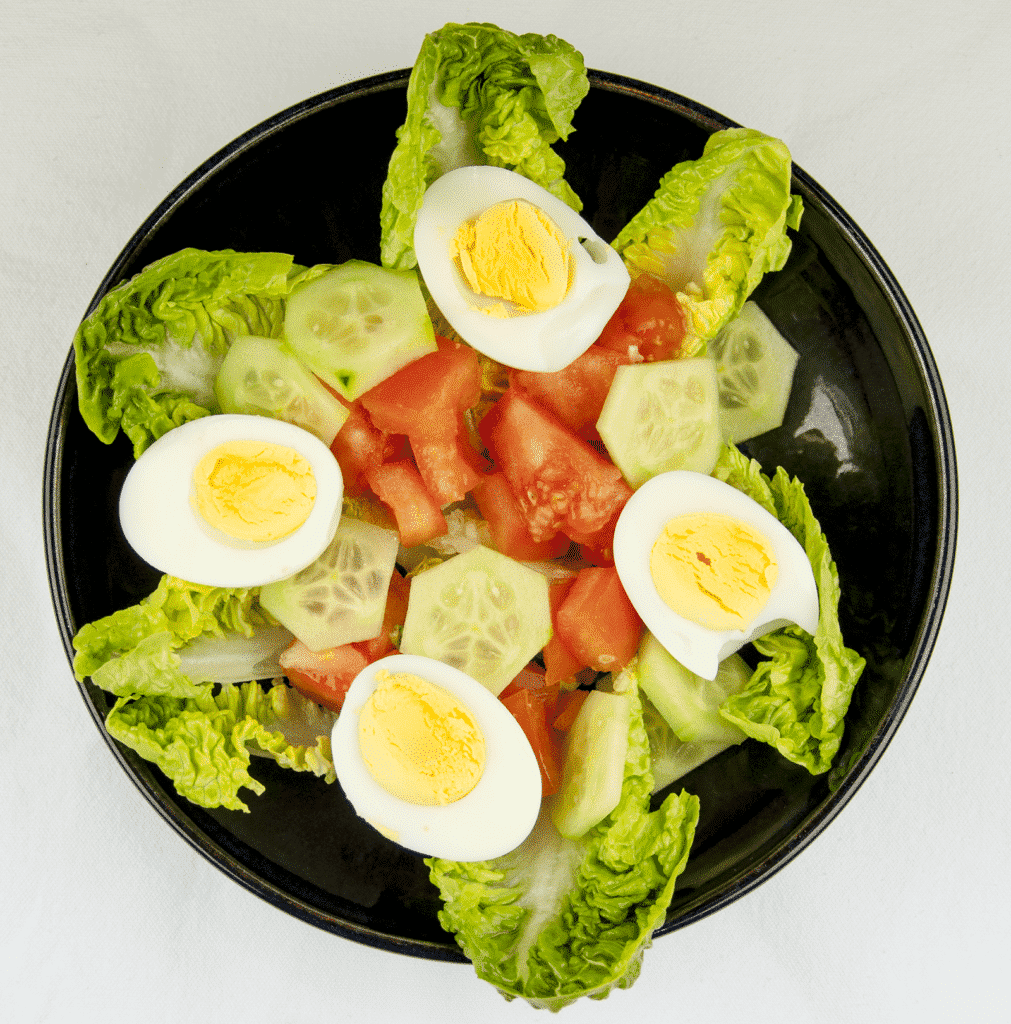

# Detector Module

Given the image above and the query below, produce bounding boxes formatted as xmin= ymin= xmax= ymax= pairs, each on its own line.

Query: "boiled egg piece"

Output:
xmin=414 ymin=165 xmax=629 ymax=371
xmin=613 ymin=471 xmax=819 ymax=680
xmin=332 ymin=653 xmax=541 ymax=861
xmin=119 ymin=413 xmax=343 ymax=588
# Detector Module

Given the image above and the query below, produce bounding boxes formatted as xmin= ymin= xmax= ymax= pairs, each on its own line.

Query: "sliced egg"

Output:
xmin=332 ymin=653 xmax=542 ymax=861
xmin=119 ymin=413 xmax=343 ymax=588
xmin=414 ymin=165 xmax=630 ymax=372
xmin=613 ymin=471 xmax=819 ymax=680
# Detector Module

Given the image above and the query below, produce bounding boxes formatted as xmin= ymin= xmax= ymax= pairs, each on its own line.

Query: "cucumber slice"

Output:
xmin=637 ymin=630 xmax=751 ymax=745
xmin=283 ymin=260 xmax=437 ymax=402
xmin=260 ymin=516 xmax=399 ymax=652
xmin=214 ymin=334 xmax=349 ymax=446
xmin=550 ymin=688 xmax=631 ymax=839
xmin=709 ymin=301 xmax=799 ymax=444
xmin=399 ymin=545 xmax=551 ymax=696
xmin=596 ymin=357 xmax=721 ymax=488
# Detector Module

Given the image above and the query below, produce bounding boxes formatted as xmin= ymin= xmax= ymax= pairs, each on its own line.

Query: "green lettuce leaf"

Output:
xmin=73 ymin=575 xmax=273 ymax=698
xmin=74 ymin=248 xmax=296 ymax=456
xmin=380 ymin=21 xmax=589 ymax=270
xmin=712 ymin=444 xmax=866 ymax=773
xmin=427 ymin=663 xmax=699 ymax=1010
xmin=611 ymin=128 xmax=804 ymax=352
xmin=106 ymin=681 xmax=336 ymax=812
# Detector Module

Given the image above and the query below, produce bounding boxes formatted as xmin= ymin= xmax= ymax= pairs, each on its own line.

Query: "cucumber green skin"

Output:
xmin=259 ymin=516 xmax=400 ymax=652
xmin=399 ymin=545 xmax=551 ymax=697
xmin=550 ymin=689 xmax=631 ymax=839
xmin=214 ymin=334 xmax=349 ymax=446
xmin=637 ymin=631 xmax=750 ymax=745
xmin=283 ymin=260 xmax=436 ymax=402
xmin=710 ymin=301 xmax=799 ymax=444
xmin=596 ymin=357 xmax=722 ymax=488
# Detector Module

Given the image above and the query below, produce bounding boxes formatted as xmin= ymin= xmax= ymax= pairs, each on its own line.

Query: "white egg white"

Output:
xmin=332 ymin=653 xmax=542 ymax=861
xmin=414 ymin=165 xmax=630 ymax=372
xmin=118 ymin=413 xmax=343 ymax=588
xmin=613 ymin=471 xmax=819 ymax=680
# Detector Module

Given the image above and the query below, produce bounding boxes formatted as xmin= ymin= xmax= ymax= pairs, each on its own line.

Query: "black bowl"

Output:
xmin=43 ymin=69 xmax=956 ymax=959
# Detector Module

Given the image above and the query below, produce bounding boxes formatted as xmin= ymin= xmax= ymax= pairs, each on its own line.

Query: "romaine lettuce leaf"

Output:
xmin=73 ymin=575 xmax=274 ymax=698
xmin=427 ymin=663 xmax=699 ymax=1010
xmin=611 ymin=129 xmax=803 ymax=352
xmin=106 ymin=681 xmax=336 ymax=812
xmin=74 ymin=248 xmax=296 ymax=457
xmin=712 ymin=444 xmax=866 ymax=774
xmin=380 ymin=21 xmax=589 ymax=270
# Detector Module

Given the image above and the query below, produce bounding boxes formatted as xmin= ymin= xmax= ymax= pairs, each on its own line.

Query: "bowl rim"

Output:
xmin=42 ymin=66 xmax=958 ymax=959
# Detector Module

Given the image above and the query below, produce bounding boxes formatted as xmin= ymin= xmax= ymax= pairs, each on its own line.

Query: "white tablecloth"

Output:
xmin=3 ymin=2 xmax=1007 ymax=1021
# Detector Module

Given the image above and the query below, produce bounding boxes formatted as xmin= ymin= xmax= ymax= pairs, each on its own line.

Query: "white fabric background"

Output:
xmin=3 ymin=1 xmax=1007 ymax=1021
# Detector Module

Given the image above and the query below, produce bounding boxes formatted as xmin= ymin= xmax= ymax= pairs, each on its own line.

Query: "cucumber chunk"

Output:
xmin=550 ymin=688 xmax=631 ymax=839
xmin=596 ymin=357 xmax=721 ymax=488
xmin=283 ymin=260 xmax=437 ymax=402
xmin=214 ymin=334 xmax=349 ymax=446
xmin=260 ymin=516 xmax=400 ymax=651
xmin=709 ymin=300 xmax=799 ymax=444
xmin=637 ymin=630 xmax=751 ymax=745
xmin=399 ymin=545 xmax=551 ymax=696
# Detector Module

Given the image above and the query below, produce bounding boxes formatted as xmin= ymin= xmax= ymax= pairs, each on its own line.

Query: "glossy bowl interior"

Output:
xmin=44 ymin=69 xmax=956 ymax=959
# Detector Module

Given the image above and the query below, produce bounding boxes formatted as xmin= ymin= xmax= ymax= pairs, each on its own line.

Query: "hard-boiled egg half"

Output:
xmin=119 ymin=413 xmax=343 ymax=588
xmin=613 ymin=471 xmax=819 ymax=680
xmin=414 ymin=165 xmax=630 ymax=371
xmin=332 ymin=653 xmax=542 ymax=861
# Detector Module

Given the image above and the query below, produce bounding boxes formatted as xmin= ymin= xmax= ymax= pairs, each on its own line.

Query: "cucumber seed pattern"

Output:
xmin=308 ymin=281 xmax=392 ymax=354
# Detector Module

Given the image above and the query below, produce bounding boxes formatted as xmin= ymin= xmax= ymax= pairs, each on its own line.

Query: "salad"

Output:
xmin=69 ymin=21 xmax=865 ymax=1011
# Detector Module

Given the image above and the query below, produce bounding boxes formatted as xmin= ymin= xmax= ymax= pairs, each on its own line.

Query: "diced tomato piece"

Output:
xmin=498 ymin=662 xmax=558 ymax=704
xmin=354 ymin=569 xmax=410 ymax=661
xmin=482 ymin=388 xmax=633 ymax=544
xmin=366 ymin=460 xmax=448 ymax=547
xmin=596 ymin=274 xmax=687 ymax=362
xmin=554 ymin=566 xmax=644 ymax=673
xmin=552 ymin=689 xmax=589 ymax=731
xmin=411 ymin=433 xmax=486 ymax=506
xmin=359 ymin=336 xmax=482 ymax=442
xmin=542 ymin=577 xmax=586 ymax=685
xmin=509 ymin=345 xmax=629 ymax=440
xmin=500 ymin=686 xmax=564 ymax=796
xmin=328 ymin=398 xmax=410 ymax=497
xmin=279 ymin=640 xmax=370 ymax=714
xmin=473 ymin=472 xmax=571 ymax=562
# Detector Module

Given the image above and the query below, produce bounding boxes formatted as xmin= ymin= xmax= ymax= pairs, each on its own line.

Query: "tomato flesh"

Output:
xmin=473 ymin=472 xmax=571 ymax=562
xmin=366 ymin=460 xmax=448 ymax=547
xmin=481 ymin=388 xmax=633 ymax=544
xmin=596 ymin=274 xmax=687 ymax=362
xmin=542 ymin=578 xmax=586 ymax=685
xmin=554 ymin=565 xmax=644 ymax=673
xmin=509 ymin=344 xmax=629 ymax=440
xmin=360 ymin=335 xmax=481 ymax=441
xmin=498 ymin=663 xmax=564 ymax=797
xmin=279 ymin=640 xmax=370 ymax=713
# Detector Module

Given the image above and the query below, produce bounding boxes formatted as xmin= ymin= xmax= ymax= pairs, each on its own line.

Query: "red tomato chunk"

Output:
xmin=481 ymin=388 xmax=632 ymax=545
xmin=554 ymin=565 xmax=644 ymax=673
xmin=595 ymin=273 xmax=687 ymax=362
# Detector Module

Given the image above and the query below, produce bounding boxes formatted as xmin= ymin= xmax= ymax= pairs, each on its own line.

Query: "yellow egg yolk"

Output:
xmin=452 ymin=199 xmax=571 ymax=314
xmin=191 ymin=440 xmax=316 ymax=543
xmin=649 ymin=512 xmax=778 ymax=632
xmin=358 ymin=671 xmax=486 ymax=806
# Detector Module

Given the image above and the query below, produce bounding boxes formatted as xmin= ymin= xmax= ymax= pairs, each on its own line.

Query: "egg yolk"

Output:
xmin=452 ymin=199 xmax=571 ymax=314
xmin=191 ymin=440 xmax=316 ymax=543
xmin=650 ymin=512 xmax=778 ymax=632
xmin=358 ymin=671 xmax=486 ymax=806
